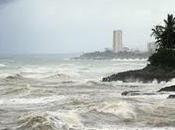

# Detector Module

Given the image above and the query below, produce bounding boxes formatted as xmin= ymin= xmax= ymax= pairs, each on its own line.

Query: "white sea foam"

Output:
xmin=0 ymin=58 xmax=175 ymax=129
xmin=17 ymin=112 xmax=68 ymax=130
xmin=17 ymin=111 xmax=83 ymax=130
xmin=0 ymin=73 xmax=12 ymax=78
xmin=0 ymin=95 xmax=66 ymax=105
xmin=90 ymin=101 xmax=137 ymax=120
xmin=0 ymin=64 xmax=6 ymax=67
xmin=94 ymin=126 xmax=175 ymax=130
xmin=51 ymin=111 xmax=83 ymax=129
xmin=19 ymin=64 xmax=80 ymax=79
xmin=111 ymin=58 xmax=148 ymax=62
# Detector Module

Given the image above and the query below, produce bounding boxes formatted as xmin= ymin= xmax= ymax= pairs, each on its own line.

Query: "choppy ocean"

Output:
xmin=0 ymin=54 xmax=175 ymax=130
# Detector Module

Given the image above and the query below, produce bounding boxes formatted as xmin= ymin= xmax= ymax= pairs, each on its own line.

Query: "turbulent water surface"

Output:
xmin=0 ymin=54 xmax=175 ymax=130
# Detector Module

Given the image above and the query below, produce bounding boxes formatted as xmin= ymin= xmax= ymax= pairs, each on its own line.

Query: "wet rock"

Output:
xmin=158 ymin=85 xmax=175 ymax=92
xmin=142 ymin=93 xmax=156 ymax=95
xmin=121 ymin=91 xmax=140 ymax=96
xmin=6 ymin=74 xmax=23 ymax=80
xmin=168 ymin=95 xmax=175 ymax=99
xmin=102 ymin=65 xmax=175 ymax=83
xmin=121 ymin=91 xmax=156 ymax=96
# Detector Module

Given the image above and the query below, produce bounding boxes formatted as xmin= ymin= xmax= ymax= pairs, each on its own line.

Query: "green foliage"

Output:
xmin=149 ymin=14 xmax=175 ymax=68
xmin=148 ymin=49 xmax=175 ymax=68
xmin=152 ymin=14 xmax=175 ymax=49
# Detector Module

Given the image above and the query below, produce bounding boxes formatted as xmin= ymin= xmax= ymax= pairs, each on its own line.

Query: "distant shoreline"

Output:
xmin=73 ymin=50 xmax=151 ymax=60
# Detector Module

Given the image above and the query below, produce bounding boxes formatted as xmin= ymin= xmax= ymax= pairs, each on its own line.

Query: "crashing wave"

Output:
xmin=5 ymin=74 xmax=24 ymax=80
xmin=0 ymin=64 xmax=6 ymax=67
xmin=111 ymin=58 xmax=147 ymax=62
xmin=3 ymin=85 xmax=30 ymax=96
xmin=17 ymin=112 xmax=68 ymax=130
xmin=46 ymin=73 xmax=71 ymax=80
xmin=86 ymin=80 xmax=113 ymax=87
xmin=89 ymin=101 xmax=137 ymax=121
xmin=16 ymin=112 xmax=83 ymax=130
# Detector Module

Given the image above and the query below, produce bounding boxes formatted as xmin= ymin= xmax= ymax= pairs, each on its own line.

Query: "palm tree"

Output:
xmin=152 ymin=14 xmax=175 ymax=50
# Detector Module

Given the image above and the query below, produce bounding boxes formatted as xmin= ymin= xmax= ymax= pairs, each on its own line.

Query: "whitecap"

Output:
xmin=0 ymin=95 xmax=66 ymax=105
xmin=89 ymin=101 xmax=137 ymax=120
xmin=17 ymin=112 xmax=68 ymax=130
xmin=0 ymin=64 xmax=6 ymax=67
xmin=17 ymin=111 xmax=83 ymax=130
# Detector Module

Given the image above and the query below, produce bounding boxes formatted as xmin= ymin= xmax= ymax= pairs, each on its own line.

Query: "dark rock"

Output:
xmin=158 ymin=85 xmax=175 ymax=92
xmin=6 ymin=74 xmax=23 ymax=80
xmin=121 ymin=91 xmax=156 ymax=96
xmin=102 ymin=65 xmax=175 ymax=83
xmin=168 ymin=95 xmax=175 ymax=99
xmin=121 ymin=91 xmax=140 ymax=96
xmin=142 ymin=93 xmax=156 ymax=95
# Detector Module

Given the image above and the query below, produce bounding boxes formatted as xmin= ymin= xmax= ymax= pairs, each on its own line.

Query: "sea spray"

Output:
xmin=17 ymin=111 xmax=83 ymax=130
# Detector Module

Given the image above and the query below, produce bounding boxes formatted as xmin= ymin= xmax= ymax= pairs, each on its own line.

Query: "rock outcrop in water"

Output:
xmin=6 ymin=74 xmax=24 ymax=80
xmin=168 ymin=95 xmax=175 ymax=99
xmin=121 ymin=91 xmax=140 ymax=96
xmin=158 ymin=85 xmax=175 ymax=92
xmin=103 ymin=65 xmax=175 ymax=83
xmin=121 ymin=90 xmax=156 ymax=96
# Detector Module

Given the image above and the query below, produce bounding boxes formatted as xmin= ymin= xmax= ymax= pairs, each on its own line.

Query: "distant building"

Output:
xmin=113 ymin=30 xmax=123 ymax=53
xmin=147 ymin=42 xmax=156 ymax=54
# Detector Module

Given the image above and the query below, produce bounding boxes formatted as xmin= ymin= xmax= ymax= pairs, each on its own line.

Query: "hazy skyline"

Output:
xmin=0 ymin=0 xmax=175 ymax=54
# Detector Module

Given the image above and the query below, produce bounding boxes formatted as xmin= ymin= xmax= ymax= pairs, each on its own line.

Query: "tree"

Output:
xmin=149 ymin=14 xmax=175 ymax=68
xmin=152 ymin=14 xmax=175 ymax=50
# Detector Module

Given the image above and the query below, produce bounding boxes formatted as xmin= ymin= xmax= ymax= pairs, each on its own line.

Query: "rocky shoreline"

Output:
xmin=102 ymin=65 xmax=175 ymax=83
xmin=102 ymin=65 xmax=175 ymax=99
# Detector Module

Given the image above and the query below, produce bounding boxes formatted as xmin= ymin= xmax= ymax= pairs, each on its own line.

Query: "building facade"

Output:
xmin=113 ymin=30 xmax=123 ymax=53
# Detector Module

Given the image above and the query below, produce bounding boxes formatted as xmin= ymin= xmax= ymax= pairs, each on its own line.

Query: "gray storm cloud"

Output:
xmin=0 ymin=0 xmax=12 ymax=4
xmin=0 ymin=0 xmax=17 ymax=5
xmin=0 ymin=0 xmax=174 ymax=54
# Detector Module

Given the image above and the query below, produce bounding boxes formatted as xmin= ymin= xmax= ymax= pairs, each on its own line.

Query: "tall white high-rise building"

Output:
xmin=113 ymin=30 xmax=123 ymax=53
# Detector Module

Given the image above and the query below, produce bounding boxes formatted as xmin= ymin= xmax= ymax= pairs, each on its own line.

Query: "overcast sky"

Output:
xmin=0 ymin=0 xmax=174 ymax=54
